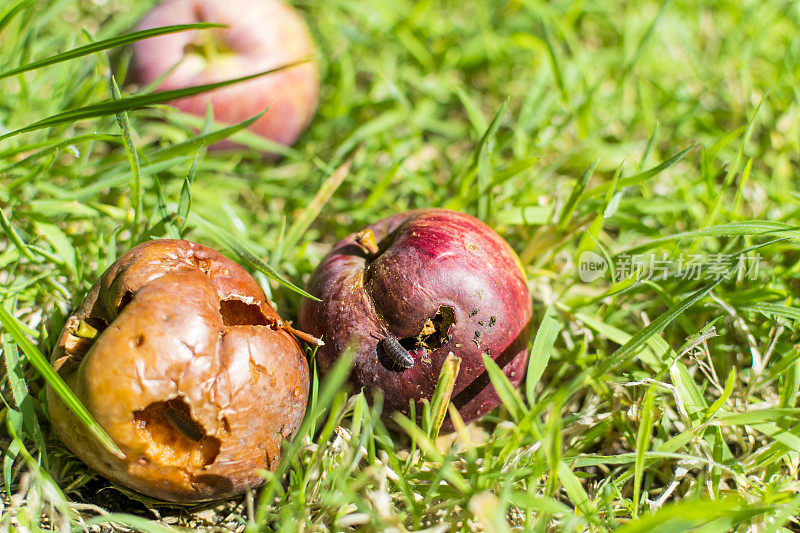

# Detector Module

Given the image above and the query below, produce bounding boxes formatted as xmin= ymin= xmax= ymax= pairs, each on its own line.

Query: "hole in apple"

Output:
xmin=117 ymin=290 xmax=134 ymax=313
xmin=219 ymin=299 xmax=268 ymax=327
xmin=133 ymin=397 xmax=221 ymax=468
xmin=84 ymin=316 xmax=108 ymax=331
xmin=374 ymin=306 xmax=455 ymax=371
xmin=416 ymin=305 xmax=456 ymax=352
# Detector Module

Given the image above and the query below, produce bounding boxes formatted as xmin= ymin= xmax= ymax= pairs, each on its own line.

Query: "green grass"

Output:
xmin=2 ymin=0 xmax=800 ymax=530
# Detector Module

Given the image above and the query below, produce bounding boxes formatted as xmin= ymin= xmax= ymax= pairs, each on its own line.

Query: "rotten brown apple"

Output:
xmin=47 ymin=239 xmax=317 ymax=502
xmin=299 ymin=209 xmax=532 ymax=429
xmin=130 ymin=0 xmax=319 ymax=151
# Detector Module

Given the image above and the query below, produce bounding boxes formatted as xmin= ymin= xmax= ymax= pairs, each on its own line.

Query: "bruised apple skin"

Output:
xmin=46 ymin=240 xmax=315 ymax=502
xmin=299 ymin=209 xmax=532 ymax=429
xmin=130 ymin=0 xmax=319 ymax=151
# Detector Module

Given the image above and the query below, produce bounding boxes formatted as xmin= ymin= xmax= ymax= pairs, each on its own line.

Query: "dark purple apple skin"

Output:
xmin=299 ymin=209 xmax=532 ymax=429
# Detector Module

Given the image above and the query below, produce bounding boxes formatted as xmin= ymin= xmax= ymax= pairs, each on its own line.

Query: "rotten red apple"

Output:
xmin=299 ymin=209 xmax=532 ymax=429
xmin=130 ymin=0 xmax=319 ymax=151
xmin=47 ymin=240 xmax=317 ymax=502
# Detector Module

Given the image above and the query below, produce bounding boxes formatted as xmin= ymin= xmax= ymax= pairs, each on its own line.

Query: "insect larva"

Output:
xmin=165 ymin=407 xmax=204 ymax=441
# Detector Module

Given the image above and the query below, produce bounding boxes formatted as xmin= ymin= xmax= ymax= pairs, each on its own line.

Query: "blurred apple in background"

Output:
xmin=130 ymin=0 xmax=320 ymax=152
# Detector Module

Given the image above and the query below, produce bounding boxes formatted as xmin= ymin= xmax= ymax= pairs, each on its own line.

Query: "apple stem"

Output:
xmin=184 ymin=31 xmax=223 ymax=63
xmin=355 ymin=229 xmax=379 ymax=256
xmin=201 ymin=32 xmax=218 ymax=63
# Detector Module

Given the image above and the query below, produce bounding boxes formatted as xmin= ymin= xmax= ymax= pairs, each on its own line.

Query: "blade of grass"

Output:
xmin=739 ymin=303 xmax=800 ymax=322
xmin=150 ymin=110 xmax=265 ymax=162
xmin=615 ymin=497 xmax=769 ymax=533
xmin=445 ymin=100 xmax=508 ymax=210
xmin=151 ymin=173 xmax=181 ymax=239
xmin=283 ymin=148 xmax=359 ymax=252
xmin=34 ymin=221 xmax=77 ymax=276
xmin=763 ymin=493 xmax=800 ymax=533
xmin=190 ymin=214 xmax=318 ymax=300
xmin=177 ymin=149 xmax=202 ymax=235
xmin=2 ymin=332 xmax=47 ymax=469
xmin=703 ymin=368 xmax=736 ymax=424
xmin=0 ymin=133 xmax=122 ymax=172
xmin=701 ymin=92 xmax=767 ymax=229
xmin=525 ymin=305 xmax=560 ymax=405
xmin=0 ymin=304 xmax=122 ymax=458
xmin=557 ymin=160 xmax=598 ymax=230
xmin=618 ymin=222 xmax=800 ymax=256
xmin=566 ymin=273 xmax=728 ymax=398
xmin=577 ymin=160 xmax=623 ymax=257
xmin=2 ymin=437 xmax=21 ymax=496
xmin=0 ymin=23 xmax=224 ymax=79
xmin=253 ymin=346 xmax=354 ymax=526
xmin=587 ymin=144 xmax=696 ymax=197
xmin=598 ymin=275 xmax=726 ymax=374
xmin=617 ymin=0 xmax=671 ymax=86
xmin=427 ymin=353 xmax=461 ymax=442
xmin=0 ymin=0 xmax=34 ymax=34
xmin=541 ymin=20 xmax=567 ymax=101
xmin=640 ymin=124 xmax=658 ymax=167
xmin=556 ymin=461 xmax=596 ymax=522
xmin=482 ymin=353 xmax=528 ymax=422
xmin=0 ymin=205 xmax=36 ymax=262
xmin=0 ymin=58 xmax=311 ymax=143
xmin=544 ymin=393 xmax=563 ymax=498
xmin=84 ymin=514 xmax=177 ymax=533
xmin=392 ymin=413 xmax=471 ymax=493
xmin=633 ymin=386 xmax=656 ymax=518
xmin=110 ymin=74 xmax=142 ymax=244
